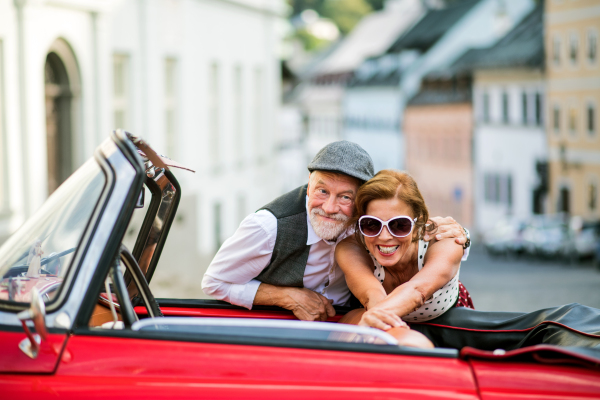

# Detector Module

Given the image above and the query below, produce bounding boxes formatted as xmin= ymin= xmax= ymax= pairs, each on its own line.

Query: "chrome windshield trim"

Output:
xmin=131 ymin=317 xmax=399 ymax=345
xmin=46 ymin=139 xmax=138 ymax=329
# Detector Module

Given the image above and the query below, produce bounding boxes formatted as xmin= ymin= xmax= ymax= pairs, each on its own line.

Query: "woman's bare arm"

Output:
xmin=365 ymin=238 xmax=463 ymax=318
xmin=335 ymin=236 xmax=387 ymax=310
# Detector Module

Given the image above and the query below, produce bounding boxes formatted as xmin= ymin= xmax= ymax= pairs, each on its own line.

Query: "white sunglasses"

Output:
xmin=358 ymin=215 xmax=417 ymax=238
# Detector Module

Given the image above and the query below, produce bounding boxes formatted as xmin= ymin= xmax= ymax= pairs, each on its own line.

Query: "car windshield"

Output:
xmin=0 ymin=160 xmax=105 ymax=305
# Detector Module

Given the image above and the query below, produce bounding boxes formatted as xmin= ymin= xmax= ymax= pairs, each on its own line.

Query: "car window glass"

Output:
xmin=0 ymin=160 xmax=105 ymax=305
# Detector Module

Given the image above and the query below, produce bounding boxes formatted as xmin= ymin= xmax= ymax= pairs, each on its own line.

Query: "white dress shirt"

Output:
xmin=202 ymin=198 xmax=353 ymax=309
xmin=202 ymin=198 xmax=471 ymax=310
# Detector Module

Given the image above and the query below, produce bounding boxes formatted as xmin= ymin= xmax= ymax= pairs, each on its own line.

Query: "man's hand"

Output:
xmin=284 ymin=287 xmax=336 ymax=321
xmin=254 ymin=283 xmax=336 ymax=321
xmin=425 ymin=216 xmax=466 ymax=246
xmin=358 ymin=308 xmax=407 ymax=331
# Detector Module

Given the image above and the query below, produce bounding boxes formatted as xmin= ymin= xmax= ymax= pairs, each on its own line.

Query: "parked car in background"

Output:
xmin=1 ymin=131 xmax=599 ymax=398
xmin=521 ymin=215 xmax=569 ymax=259
xmin=561 ymin=220 xmax=600 ymax=264
xmin=483 ymin=219 xmax=526 ymax=256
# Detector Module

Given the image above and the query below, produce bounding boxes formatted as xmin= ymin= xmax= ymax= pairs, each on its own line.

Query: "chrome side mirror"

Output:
xmin=16 ymin=287 xmax=48 ymax=359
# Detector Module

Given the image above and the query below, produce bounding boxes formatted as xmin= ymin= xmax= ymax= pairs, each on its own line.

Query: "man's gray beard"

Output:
xmin=309 ymin=207 xmax=350 ymax=241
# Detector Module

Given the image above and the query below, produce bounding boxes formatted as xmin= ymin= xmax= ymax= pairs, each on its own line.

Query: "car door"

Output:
xmin=470 ymin=359 xmax=600 ymax=399
xmin=32 ymin=329 xmax=481 ymax=399
xmin=0 ymin=329 xmax=68 ymax=374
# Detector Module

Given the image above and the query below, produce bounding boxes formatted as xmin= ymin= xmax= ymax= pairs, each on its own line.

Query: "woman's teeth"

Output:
xmin=377 ymin=245 xmax=399 ymax=254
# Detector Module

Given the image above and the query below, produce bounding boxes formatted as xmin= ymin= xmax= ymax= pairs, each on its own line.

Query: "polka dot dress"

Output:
xmin=371 ymin=240 xmax=465 ymax=322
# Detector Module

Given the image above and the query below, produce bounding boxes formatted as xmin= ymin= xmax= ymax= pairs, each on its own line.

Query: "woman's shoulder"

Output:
xmin=335 ymin=235 xmax=373 ymax=268
xmin=336 ymin=235 xmax=362 ymax=253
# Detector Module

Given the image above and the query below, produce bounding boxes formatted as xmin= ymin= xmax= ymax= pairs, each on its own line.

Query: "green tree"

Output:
xmin=320 ymin=0 xmax=372 ymax=35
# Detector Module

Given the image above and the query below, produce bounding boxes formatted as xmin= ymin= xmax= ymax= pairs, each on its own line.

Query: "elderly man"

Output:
xmin=202 ymin=141 xmax=469 ymax=321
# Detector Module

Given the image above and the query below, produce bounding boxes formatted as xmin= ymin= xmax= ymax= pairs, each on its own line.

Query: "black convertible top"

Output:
xmin=412 ymin=303 xmax=600 ymax=368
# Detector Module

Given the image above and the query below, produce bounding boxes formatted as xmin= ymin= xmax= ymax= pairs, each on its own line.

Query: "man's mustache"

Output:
xmin=311 ymin=207 xmax=349 ymax=223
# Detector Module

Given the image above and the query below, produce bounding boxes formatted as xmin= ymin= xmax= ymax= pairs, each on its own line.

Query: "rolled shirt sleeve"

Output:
xmin=201 ymin=210 xmax=277 ymax=309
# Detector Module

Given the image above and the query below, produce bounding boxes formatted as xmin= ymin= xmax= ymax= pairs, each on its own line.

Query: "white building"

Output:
xmin=0 ymin=0 xmax=285 ymax=295
xmin=454 ymin=4 xmax=547 ymax=233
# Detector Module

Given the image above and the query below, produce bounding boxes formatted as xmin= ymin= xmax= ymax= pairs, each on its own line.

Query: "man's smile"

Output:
xmin=317 ymin=214 xmax=339 ymax=222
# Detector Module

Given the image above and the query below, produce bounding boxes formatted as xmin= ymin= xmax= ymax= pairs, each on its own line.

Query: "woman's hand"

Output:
xmin=358 ymin=308 xmax=408 ymax=331
xmin=426 ymin=216 xmax=466 ymax=245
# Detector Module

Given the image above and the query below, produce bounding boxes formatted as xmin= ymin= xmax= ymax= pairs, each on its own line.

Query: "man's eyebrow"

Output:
xmin=315 ymin=180 xmax=355 ymax=195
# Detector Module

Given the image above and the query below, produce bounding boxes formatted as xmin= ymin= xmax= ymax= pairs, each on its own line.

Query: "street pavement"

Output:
xmin=459 ymin=245 xmax=600 ymax=313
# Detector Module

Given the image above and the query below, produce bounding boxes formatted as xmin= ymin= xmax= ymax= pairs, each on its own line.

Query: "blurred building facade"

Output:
xmin=453 ymin=3 xmax=547 ymax=233
xmin=295 ymin=0 xmax=425 ymax=161
xmin=546 ymin=0 xmax=600 ymax=220
xmin=405 ymin=74 xmax=474 ymax=226
xmin=340 ymin=0 xmax=424 ymax=172
xmin=399 ymin=0 xmax=535 ymax=229
xmin=0 ymin=0 xmax=284 ymax=270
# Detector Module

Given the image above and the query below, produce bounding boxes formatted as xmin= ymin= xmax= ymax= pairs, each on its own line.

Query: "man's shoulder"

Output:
xmin=258 ymin=184 xmax=308 ymax=219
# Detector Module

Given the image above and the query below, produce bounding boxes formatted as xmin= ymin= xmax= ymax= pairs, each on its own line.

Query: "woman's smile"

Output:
xmin=377 ymin=244 xmax=399 ymax=256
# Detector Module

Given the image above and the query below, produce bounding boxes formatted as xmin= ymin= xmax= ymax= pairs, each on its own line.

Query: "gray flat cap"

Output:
xmin=307 ymin=141 xmax=374 ymax=182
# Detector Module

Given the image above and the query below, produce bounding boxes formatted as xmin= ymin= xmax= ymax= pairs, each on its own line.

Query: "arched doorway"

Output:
xmin=44 ymin=39 xmax=80 ymax=194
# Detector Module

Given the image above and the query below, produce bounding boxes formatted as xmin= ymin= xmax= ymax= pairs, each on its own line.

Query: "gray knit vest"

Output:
xmin=255 ymin=185 xmax=309 ymax=288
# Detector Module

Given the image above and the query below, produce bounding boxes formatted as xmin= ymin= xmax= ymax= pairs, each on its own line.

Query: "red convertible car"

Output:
xmin=1 ymin=131 xmax=599 ymax=399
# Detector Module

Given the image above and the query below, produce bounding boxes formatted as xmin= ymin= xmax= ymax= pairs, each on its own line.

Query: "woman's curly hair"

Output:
xmin=352 ymin=169 xmax=437 ymax=245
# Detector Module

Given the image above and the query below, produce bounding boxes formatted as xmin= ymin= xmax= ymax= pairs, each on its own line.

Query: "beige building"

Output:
xmin=404 ymin=77 xmax=474 ymax=228
xmin=546 ymin=0 xmax=600 ymax=219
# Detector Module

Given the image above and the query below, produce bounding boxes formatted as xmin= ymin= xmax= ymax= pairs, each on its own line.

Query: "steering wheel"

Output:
xmin=99 ymin=245 xmax=163 ymax=328
xmin=118 ymin=244 xmax=163 ymax=318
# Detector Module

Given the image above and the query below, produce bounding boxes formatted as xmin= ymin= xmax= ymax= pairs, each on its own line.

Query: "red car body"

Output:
xmin=0 ymin=131 xmax=599 ymax=399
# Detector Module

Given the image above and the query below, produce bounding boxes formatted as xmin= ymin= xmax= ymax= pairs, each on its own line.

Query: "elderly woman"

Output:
xmin=336 ymin=169 xmax=474 ymax=346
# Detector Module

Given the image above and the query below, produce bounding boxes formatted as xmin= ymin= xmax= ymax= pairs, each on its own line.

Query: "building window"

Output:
xmin=569 ymin=32 xmax=579 ymax=64
xmin=588 ymin=103 xmax=596 ymax=136
xmin=164 ymin=58 xmax=177 ymax=158
xmin=589 ymin=182 xmax=597 ymax=212
xmin=521 ymin=91 xmax=528 ymax=124
xmin=534 ymin=93 xmax=542 ymax=126
xmin=209 ymin=62 xmax=220 ymax=169
xmin=558 ymin=187 xmax=570 ymax=214
xmin=553 ymin=104 xmax=561 ymax=135
xmin=484 ymin=172 xmax=512 ymax=208
xmin=553 ymin=35 xmax=561 ymax=66
xmin=588 ymin=29 xmax=597 ymax=64
xmin=569 ymin=106 xmax=577 ymax=137
xmin=113 ymin=54 xmax=130 ymax=129
xmin=482 ymin=91 xmax=490 ymax=122
xmin=254 ymin=67 xmax=264 ymax=162
xmin=502 ymin=91 xmax=509 ymax=124
xmin=233 ymin=65 xmax=243 ymax=166
xmin=506 ymin=175 xmax=513 ymax=209
xmin=214 ymin=202 xmax=222 ymax=251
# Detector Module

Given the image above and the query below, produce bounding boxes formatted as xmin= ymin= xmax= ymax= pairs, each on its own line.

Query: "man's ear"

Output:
xmin=306 ymin=173 xmax=312 ymax=196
